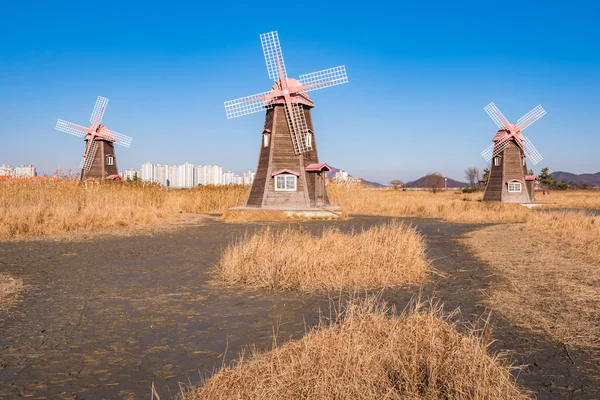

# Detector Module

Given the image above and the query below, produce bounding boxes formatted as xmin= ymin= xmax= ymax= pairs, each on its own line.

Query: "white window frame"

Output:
xmin=494 ymin=157 xmax=501 ymax=166
xmin=106 ymin=156 xmax=114 ymax=166
xmin=507 ymin=182 xmax=522 ymax=192
xmin=306 ymin=132 xmax=312 ymax=148
xmin=522 ymin=157 xmax=526 ymax=166
xmin=274 ymin=174 xmax=297 ymax=191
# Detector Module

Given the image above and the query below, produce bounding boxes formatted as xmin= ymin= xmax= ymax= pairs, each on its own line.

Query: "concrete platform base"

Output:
xmin=229 ymin=206 xmax=343 ymax=219
xmin=520 ymin=202 xmax=556 ymax=208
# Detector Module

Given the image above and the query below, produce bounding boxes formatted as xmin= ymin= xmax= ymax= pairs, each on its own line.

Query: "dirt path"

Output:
xmin=1 ymin=216 xmax=598 ymax=399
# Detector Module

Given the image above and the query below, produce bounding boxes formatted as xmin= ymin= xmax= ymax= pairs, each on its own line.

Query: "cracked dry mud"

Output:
xmin=1 ymin=216 xmax=599 ymax=399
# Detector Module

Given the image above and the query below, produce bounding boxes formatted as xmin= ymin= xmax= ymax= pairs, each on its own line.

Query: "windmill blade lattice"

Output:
xmin=225 ymin=91 xmax=275 ymax=119
xmin=90 ymin=96 xmax=109 ymax=124
xmin=522 ymin=137 xmax=544 ymax=164
xmin=484 ymin=102 xmax=510 ymax=129
xmin=56 ymin=119 xmax=88 ymax=138
xmin=284 ymin=103 xmax=312 ymax=155
xmin=517 ymin=105 xmax=546 ymax=131
xmin=106 ymin=130 xmax=133 ymax=148
xmin=299 ymin=66 xmax=349 ymax=93
xmin=81 ymin=140 xmax=98 ymax=170
xmin=260 ymin=31 xmax=287 ymax=81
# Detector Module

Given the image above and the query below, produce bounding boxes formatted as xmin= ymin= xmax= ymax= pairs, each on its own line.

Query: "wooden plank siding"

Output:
xmin=244 ymin=104 xmax=331 ymax=209
xmin=483 ymin=138 xmax=534 ymax=203
xmin=81 ymin=140 xmax=119 ymax=180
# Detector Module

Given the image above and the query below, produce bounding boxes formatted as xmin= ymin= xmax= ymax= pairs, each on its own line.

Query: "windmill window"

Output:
xmin=494 ymin=157 xmax=501 ymax=166
xmin=522 ymin=158 xmax=526 ymax=166
xmin=508 ymin=182 xmax=522 ymax=192
xmin=275 ymin=174 xmax=297 ymax=191
xmin=106 ymin=156 xmax=114 ymax=166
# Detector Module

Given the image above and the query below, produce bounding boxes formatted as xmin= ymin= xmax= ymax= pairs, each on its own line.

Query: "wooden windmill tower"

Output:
xmin=224 ymin=31 xmax=348 ymax=210
xmin=481 ymin=102 xmax=546 ymax=203
xmin=55 ymin=96 xmax=132 ymax=180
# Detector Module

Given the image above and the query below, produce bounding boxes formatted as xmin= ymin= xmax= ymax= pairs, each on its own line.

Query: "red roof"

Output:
xmin=525 ymin=175 xmax=537 ymax=181
xmin=106 ymin=174 xmax=122 ymax=180
xmin=305 ymin=163 xmax=332 ymax=172
xmin=271 ymin=169 xmax=300 ymax=177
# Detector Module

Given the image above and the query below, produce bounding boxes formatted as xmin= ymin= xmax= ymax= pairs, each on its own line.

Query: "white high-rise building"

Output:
xmin=222 ymin=171 xmax=234 ymax=185
xmin=141 ymin=162 xmax=154 ymax=182
xmin=167 ymin=165 xmax=178 ymax=187
xmin=243 ymin=171 xmax=256 ymax=185
xmin=180 ymin=162 xmax=195 ymax=188
xmin=335 ymin=170 xmax=349 ymax=181
xmin=154 ymin=164 xmax=168 ymax=186
xmin=195 ymin=165 xmax=207 ymax=186
xmin=205 ymin=165 xmax=222 ymax=185
xmin=15 ymin=165 xmax=36 ymax=178
xmin=0 ymin=165 xmax=13 ymax=177
xmin=123 ymin=169 xmax=139 ymax=180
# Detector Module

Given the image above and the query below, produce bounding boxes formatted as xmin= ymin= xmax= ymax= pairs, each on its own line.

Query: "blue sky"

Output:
xmin=1 ymin=0 xmax=599 ymax=183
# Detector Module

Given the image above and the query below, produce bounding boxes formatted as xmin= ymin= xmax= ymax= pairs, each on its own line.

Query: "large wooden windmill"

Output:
xmin=224 ymin=31 xmax=348 ymax=210
xmin=55 ymin=96 xmax=132 ymax=180
xmin=481 ymin=102 xmax=546 ymax=203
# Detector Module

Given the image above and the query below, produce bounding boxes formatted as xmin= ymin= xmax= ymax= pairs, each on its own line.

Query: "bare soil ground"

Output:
xmin=1 ymin=216 xmax=599 ymax=399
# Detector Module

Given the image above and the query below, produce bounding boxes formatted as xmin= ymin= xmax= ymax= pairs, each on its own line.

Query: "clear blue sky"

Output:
xmin=1 ymin=0 xmax=599 ymax=183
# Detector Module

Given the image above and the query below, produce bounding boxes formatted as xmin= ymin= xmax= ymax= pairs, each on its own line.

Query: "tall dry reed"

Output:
xmin=217 ymin=221 xmax=429 ymax=292
xmin=182 ymin=296 xmax=528 ymax=399
xmin=0 ymin=181 xmax=248 ymax=240
xmin=327 ymin=184 xmax=531 ymax=223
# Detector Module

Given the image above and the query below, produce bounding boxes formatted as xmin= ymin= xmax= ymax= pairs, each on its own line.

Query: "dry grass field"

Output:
xmin=182 ymin=297 xmax=528 ymax=400
xmin=464 ymin=212 xmax=600 ymax=351
xmin=328 ymin=185 xmax=532 ymax=223
xmin=217 ymin=221 xmax=429 ymax=291
xmin=0 ymin=273 xmax=23 ymax=310
xmin=0 ymin=181 xmax=247 ymax=240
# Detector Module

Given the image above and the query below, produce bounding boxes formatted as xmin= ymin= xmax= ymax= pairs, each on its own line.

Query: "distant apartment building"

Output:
xmin=141 ymin=162 xmax=154 ymax=182
xmin=137 ymin=162 xmax=252 ymax=188
xmin=0 ymin=164 xmax=13 ymax=177
xmin=121 ymin=169 xmax=139 ymax=180
xmin=15 ymin=165 xmax=37 ymax=178
xmin=335 ymin=170 xmax=349 ymax=181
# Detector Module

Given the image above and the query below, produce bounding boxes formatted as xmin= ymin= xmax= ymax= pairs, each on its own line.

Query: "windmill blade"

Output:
xmin=299 ymin=66 xmax=349 ymax=92
xmin=80 ymin=140 xmax=98 ymax=170
xmin=481 ymin=143 xmax=495 ymax=161
xmin=224 ymin=91 xmax=275 ymax=119
xmin=90 ymin=96 xmax=109 ymax=124
xmin=517 ymin=105 xmax=546 ymax=132
xmin=106 ymin=129 xmax=133 ymax=148
xmin=260 ymin=31 xmax=287 ymax=81
xmin=492 ymin=139 xmax=512 ymax=157
xmin=484 ymin=102 xmax=510 ymax=129
xmin=56 ymin=119 xmax=88 ymax=138
xmin=283 ymin=103 xmax=311 ymax=155
xmin=522 ymin=136 xmax=544 ymax=164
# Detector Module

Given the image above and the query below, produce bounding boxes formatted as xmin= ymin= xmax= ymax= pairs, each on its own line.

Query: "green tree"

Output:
xmin=538 ymin=167 xmax=555 ymax=188
xmin=482 ymin=168 xmax=490 ymax=182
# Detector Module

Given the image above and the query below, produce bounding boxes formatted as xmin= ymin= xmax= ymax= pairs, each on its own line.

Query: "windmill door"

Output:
xmin=315 ymin=172 xmax=326 ymax=206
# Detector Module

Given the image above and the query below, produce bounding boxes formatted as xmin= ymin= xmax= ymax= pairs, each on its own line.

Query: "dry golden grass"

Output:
xmin=541 ymin=190 xmax=600 ymax=209
xmin=464 ymin=215 xmax=600 ymax=350
xmin=0 ymin=181 xmax=248 ymax=240
xmin=328 ymin=184 xmax=531 ymax=223
xmin=0 ymin=273 xmax=23 ymax=310
xmin=217 ymin=221 xmax=429 ymax=292
xmin=182 ymin=296 xmax=528 ymax=400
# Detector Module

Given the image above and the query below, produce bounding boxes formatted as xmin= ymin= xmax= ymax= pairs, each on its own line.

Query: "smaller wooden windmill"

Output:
xmin=55 ymin=96 xmax=132 ymax=180
xmin=481 ymin=102 xmax=546 ymax=203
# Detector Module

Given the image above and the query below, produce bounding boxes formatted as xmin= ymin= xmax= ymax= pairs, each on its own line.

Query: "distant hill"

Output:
xmin=405 ymin=175 xmax=467 ymax=189
xmin=550 ymin=171 xmax=600 ymax=186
